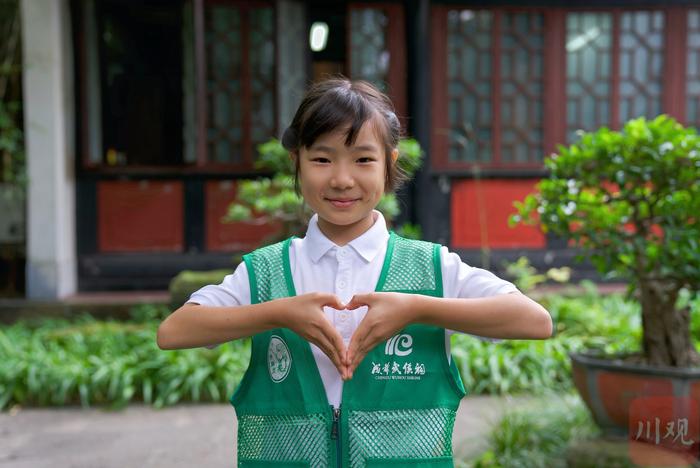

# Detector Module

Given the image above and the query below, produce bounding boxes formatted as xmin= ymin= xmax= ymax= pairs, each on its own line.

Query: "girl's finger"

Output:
xmin=319 ymin=293 xmax=345 ymax=311
xmin=314 ymin=333 xmax=345 ymax=375
xmin=345 ymin=293 xmax=370 ymax=310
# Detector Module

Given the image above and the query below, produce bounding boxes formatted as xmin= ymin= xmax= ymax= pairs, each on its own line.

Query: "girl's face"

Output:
xmin=297 ymin=119 xmax=392 ymax=245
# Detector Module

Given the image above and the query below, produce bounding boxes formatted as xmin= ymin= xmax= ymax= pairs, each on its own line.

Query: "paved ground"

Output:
xmin=0 ymin=395 xmax=531 ymax=468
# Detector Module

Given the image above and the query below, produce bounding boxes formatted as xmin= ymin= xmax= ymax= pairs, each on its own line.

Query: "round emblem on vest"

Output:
xmin=268 ymin=335 xmax=292 ymax=383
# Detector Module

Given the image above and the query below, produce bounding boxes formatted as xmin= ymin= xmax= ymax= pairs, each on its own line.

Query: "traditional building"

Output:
xmin=19 ymin=0 xmax=699 ymax=297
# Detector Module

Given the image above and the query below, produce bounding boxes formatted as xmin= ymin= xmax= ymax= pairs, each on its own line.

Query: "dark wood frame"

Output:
xmin=430 ymin=5 xmax=692 ymax=173
xmin=78 ymin=0 xmax=277 ymax=175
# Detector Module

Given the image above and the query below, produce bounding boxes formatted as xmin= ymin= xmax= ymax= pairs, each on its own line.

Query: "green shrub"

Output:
xmin=169 ymin=269 xmax=233 ymax=309
xmin=2 ymin=291 xmax=698 ymax=409
xmin=512 ymin=115 xmax=700 ymax=367
xmin=470 ymin=393 xmax=600 ymax=468
xmin=0 ymin=313 xmax=249 ymax=410
xmin=451 ymin=291 xmax=644 ymax=396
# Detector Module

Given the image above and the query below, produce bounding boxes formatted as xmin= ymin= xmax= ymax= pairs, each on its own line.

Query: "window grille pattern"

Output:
xmin=350 ymin=9 xmax=389 ymax=92
xmin=566 ymin=13 xmax=612 ymax=142
xmin=249 ymin=8 xmax=275 ymax=152
xmin=500 ymin=13 xmax=544 ymax=164
xmin=205 ymin=6 xmax=243 ymax=163
xmin=618 ymin=11 xmax=664 ymax=124
xmin=446 ymin=10 xmax=493 ymax=163
xmin=687 ymin=11 xmax=700 ymax=128
xmin=204 ymin=4 xmax=274 ymax=165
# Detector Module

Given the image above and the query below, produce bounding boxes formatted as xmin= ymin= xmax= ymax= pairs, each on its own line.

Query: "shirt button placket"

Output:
xmin=336 ymin=247 xmax=352 ymax=339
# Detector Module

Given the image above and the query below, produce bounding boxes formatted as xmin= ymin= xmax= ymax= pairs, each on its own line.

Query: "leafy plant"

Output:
xmin=503 ymin=256 xmax=571 ymax=294
xmin=470 ymin=393 xmax=600 ymax=468
xmin=2 ymin=290 xmax=698 ymax=409
xmin=0 ymin=311 xmax=249 ymax=410
xmin=224 ymin=137 xmax=424 ymax=241
xmin=512 ymin=115 xmax=700 ymax=367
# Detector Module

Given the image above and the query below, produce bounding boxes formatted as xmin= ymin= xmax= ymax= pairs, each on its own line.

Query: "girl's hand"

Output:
xmin=344 ymin=292 xmax=417 ymax=378
xmin=279 ymin=293 xmax=350 ymax=379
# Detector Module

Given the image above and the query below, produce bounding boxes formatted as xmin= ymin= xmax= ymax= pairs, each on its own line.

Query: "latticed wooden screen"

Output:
xmin=432 ymin=7 xmax=700 ymax=171
xmin=350 ymin=8 xmax=389 ymax=93
xmin=618 ymin=11 xmax=664 ymax=125
xmin=687 ymin=10 xmax=700 ymax=128
xmin=203 ymin=2 xmax=275 ymax=166
xmin=565 ymin=13 xmax=612 ymax=143
xmin=446 ymin=10 xmax=492 ymax=164
xmin=348 ymin=3 xmax=406 ymax=124
xmin=445 ymin=10 xmax=543 ymax=166
xmin=500 ymin=13 xmax=544 ymax=165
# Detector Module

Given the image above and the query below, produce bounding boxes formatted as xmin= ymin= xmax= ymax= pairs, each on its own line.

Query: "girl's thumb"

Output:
xmin=345 ymin=294 xmax=368 ymax=310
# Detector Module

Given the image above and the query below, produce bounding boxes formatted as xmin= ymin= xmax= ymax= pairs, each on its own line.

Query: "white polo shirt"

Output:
xmin=189 ymin=210 xmax=517 ymax=407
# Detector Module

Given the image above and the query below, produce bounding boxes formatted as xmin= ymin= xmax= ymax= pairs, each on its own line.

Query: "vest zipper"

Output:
xmin=331 ymin=406 xmax=341 ymax=467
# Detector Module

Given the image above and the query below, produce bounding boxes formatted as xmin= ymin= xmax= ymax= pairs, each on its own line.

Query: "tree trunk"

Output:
xmin=639 ymin=280 xmax=700 ymax=367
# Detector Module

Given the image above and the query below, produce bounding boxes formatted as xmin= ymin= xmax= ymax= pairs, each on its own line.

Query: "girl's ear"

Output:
xmin=391 ymin=148 xmax=399 ymax=163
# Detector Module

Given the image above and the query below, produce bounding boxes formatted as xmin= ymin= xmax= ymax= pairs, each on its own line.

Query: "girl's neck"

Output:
xmin=316 ymin=211 xmax=377 ymax=247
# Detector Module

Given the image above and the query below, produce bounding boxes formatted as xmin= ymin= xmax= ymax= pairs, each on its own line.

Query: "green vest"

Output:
xmin=231 ymin=231 xmax=466 ymax=467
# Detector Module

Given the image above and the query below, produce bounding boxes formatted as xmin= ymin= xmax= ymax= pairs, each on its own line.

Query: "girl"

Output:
xmin=157 ymin=78 xmax=552 ymax=467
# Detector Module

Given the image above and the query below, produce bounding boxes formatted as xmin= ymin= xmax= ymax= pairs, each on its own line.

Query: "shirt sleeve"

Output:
xmin=187 ymin=261 xmax=252 ymax=307
xmin=440 ymin=246 xmax=519 ymax=341
xmin=186 ymin=261 xmax=252 ymax=349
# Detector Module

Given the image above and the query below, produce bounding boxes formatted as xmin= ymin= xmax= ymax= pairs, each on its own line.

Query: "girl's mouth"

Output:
xmin=326 ymin=198 xmax=359 ymax=208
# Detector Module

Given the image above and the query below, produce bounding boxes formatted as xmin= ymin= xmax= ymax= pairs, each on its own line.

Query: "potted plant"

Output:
xmin=512 ymin=115 xmax=700 ymax=437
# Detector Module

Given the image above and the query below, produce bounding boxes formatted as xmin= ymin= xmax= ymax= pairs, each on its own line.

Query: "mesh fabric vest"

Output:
xmin=232 ymin=231 xmax=466 ymax=467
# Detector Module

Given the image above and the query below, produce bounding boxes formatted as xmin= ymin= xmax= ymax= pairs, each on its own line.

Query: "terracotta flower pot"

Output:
xmin=570 ymin=352 xmax=700 ymax=438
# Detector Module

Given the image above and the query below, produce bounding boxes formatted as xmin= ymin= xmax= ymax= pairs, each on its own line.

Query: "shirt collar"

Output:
xmin=304 ymin=210 xmax=389 ymax=264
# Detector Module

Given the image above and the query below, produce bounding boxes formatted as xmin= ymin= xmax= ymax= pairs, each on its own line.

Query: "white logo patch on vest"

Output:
xmin=373 ymin=334 xmax=425 ymax=381
xmin=385 ymin=333 xmax=413 ymax=356
xmin=268 ymin=335 xmax=292 ymax=383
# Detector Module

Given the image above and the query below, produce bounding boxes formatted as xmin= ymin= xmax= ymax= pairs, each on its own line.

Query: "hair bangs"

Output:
xmin=298 ymin=85 xmax=373 ymax=149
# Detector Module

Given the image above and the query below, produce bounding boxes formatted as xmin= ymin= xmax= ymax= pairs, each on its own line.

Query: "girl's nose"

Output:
xmin=330 ymin=167 xmax=355 ymax=189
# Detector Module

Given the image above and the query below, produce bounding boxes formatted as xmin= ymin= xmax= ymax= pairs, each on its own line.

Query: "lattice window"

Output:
xmin=687 ymin=10 xmax=700 ymax=128
xmin=204 ymin=2 xmax=275 ymax=166
xmin=446 ymin=10 xmax=492 ymax=164
xmin=249 ymin=8 xmax=276 ymax=152
xmin=500 ymin=13 xmax=544 ymax=164
xmin=445 ymin=10 xmax=543 ymax=166
xmin=566 ymin=13 xmax=612 ymax=142
xmin=350 ymin=9 xmax=389 ymax=92
xmin=618 ymin=11 xmax=664 ymax=125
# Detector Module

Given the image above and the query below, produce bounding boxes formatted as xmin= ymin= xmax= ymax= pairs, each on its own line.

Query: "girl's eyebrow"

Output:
xmin=309 ymin=144 xmax=335 ymax=153
xmin=351 ymin=144 xmax=379 ymax=152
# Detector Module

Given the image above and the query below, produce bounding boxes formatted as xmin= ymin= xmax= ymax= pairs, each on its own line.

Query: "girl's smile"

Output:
xmin=325 ymin=197 xmax=360 ymax=208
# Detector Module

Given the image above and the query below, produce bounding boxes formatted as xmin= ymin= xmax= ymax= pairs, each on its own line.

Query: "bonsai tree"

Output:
xmin=512 ymin=115 xmax=700 ymax=368
xmin=224 ymin=137 xmax=424 ymax=242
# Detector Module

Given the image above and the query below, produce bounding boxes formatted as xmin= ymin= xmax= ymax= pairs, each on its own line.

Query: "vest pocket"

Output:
xmin=365 ymin=456 xmax=453 ymax=467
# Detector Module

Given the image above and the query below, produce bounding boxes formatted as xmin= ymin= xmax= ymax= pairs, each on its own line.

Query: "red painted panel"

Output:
xmin=98 ymin=180 xmax=183 ymax=252
xmin=451 ymin=179 xmax=545 ymax=249
xmin=598 ymin=371 xmax=673 ymax=427
xmin=205 ymin=180 xmax=282 ymax=252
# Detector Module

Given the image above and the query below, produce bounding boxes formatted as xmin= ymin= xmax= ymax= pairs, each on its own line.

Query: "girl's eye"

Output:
xmin=357 ymin=157 xmax=376 ymax=163
xmin=312 ymin=157 xmax=330 ymax=163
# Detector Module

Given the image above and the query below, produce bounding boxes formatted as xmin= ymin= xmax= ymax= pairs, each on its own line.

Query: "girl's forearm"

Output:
xmin=156 ymin=299 xmax=286 ymax=350
xmin=410 ymin=292 xmax=552 ymax=339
